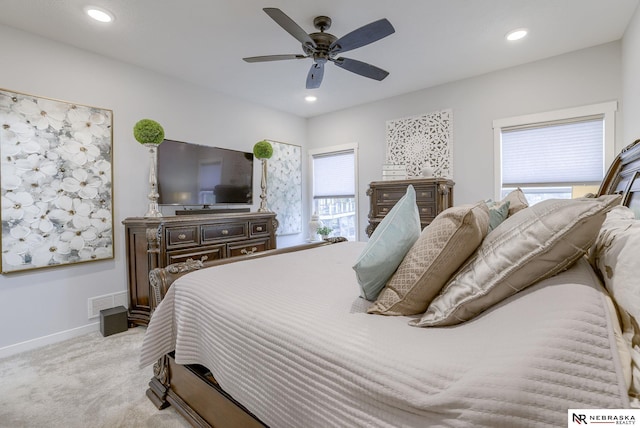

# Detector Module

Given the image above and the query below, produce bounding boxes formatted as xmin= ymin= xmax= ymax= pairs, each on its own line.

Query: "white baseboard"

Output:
xmin=0 ymin=322 xmax=100 ymax=359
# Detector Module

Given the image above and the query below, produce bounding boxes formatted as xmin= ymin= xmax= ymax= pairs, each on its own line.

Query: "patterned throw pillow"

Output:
xmin=412 ymin=194 xmax=621 ymax=327
xmin=353 ymin=185 xmax=421 ymax=301
xmin=368 ymin=201 xmax=489 ymax=316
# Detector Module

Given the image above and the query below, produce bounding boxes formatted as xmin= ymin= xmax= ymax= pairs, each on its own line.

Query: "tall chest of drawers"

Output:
xmin=123 ymin=212 xmax=277 ymax=325
xmin=366 ymin=178 xmax=454 ymax=237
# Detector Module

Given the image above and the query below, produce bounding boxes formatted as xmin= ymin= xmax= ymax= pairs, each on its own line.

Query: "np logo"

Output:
xmin=573 ymin=413 xmax=588 ymax=424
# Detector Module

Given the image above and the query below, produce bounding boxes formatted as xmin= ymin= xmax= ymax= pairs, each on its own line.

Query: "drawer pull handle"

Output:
xmin=382 ymin=208 xmax=389 ymax=212
xmin=178 ymin=234 xmax=186 ymax=239
xmin=421 ymin=208 xmax=428 ymax=212
xmin=221 ymin=229 xmax=229 ymax=235
xmin=256 ymin=226 xmax=263 ymax=232
xmin=421 ymin=192 xmax=428 ymax=197
xmin=382 ymin=193 xmax=389 ymax=197
xmin=241 ymin=247 xmax=258 ymax=255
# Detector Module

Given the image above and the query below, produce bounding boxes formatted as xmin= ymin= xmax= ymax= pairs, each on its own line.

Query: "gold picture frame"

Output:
xmin=0 ymin=88 xmax=114 ymax=273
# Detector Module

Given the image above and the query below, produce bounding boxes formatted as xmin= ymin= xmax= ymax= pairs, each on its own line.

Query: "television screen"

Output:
xmin=157 ymin=140 xmax=254 ymax=206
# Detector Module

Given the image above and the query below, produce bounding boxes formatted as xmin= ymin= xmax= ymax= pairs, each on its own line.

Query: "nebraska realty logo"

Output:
xmin=569 ymin=409 xmax=640 ymax=425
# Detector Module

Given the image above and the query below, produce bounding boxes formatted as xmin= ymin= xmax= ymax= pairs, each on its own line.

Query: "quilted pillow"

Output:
xmin=412 ymin=194 xmax=621 ymax=327
xmin=368 ymin=201 xmax=489 ymax=315
xmin=590 ymin=205 xmax=640 ymax=325
xmin=353 ymin=185 xmax=421 ymax=300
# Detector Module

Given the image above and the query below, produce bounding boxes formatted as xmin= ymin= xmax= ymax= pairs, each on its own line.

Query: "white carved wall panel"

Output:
xmin=385 ymin=109 xmax=453 ymax=178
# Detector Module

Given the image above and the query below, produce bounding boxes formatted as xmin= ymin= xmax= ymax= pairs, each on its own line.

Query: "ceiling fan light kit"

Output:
xmin=243 ymin=7 xmax=395 ymax=89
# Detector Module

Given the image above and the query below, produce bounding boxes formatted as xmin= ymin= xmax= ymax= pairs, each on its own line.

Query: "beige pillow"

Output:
xmin=412 ymin=194 xmax=621 ymax=327
xmin=368 ymin=201 xmax=489 ymax=316
xmin=502 ymin=188 xmax=529 ymax=216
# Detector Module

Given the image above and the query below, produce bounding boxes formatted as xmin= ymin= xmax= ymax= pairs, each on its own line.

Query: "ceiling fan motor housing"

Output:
xmin=305 ymin=31 xmax=338 ymax=62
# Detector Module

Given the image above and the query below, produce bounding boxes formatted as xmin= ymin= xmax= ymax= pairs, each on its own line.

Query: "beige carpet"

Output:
xmin=0 ymin=327 xmax=190 ymax=428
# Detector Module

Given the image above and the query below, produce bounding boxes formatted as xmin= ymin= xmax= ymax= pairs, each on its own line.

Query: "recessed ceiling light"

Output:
xmin=506 ymin=28 xmax=528 ymax=41
xmin=85 ymin=7 xmax=114 ymax=23
xmin=305 ymin=95 xmax=317 ymax=102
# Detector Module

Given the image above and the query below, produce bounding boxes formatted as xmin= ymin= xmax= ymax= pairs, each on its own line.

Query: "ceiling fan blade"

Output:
xmin=243 ymin=54 xmax=307 ymax=63
xmin=330 ymin=18 xmax=395 ymax=54
xmin=306 ymin=62 xmax=324 ymax=89
xmin=331 ymin=57 xmax=389 ymax=81
xmin=263 ymin=8 xmax=317 ymax=50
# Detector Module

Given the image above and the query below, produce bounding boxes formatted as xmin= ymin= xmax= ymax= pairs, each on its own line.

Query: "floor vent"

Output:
xmin=88 ymin=291 xmax=128 ymax=319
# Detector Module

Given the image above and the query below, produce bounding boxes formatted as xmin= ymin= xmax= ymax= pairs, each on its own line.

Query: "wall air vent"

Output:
xmin=88 ymin=291 xmax=128 ymax=319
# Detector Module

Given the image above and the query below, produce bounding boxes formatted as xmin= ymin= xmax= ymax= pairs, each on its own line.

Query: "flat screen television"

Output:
xmin=157 ymin=139 xmax=254 ymax=207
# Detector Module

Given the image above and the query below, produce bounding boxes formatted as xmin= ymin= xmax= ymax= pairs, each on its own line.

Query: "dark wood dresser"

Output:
xmin=366 ymin=178 xmax=454 ymax=236
xmin=123 ymin=212 xmax=278 ymax=325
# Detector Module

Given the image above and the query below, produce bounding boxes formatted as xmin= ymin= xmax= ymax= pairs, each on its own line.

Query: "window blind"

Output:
xmin=501 ymin=117 xmax=604 ymax=186
xmin=312 ymin=151 xmax=355 ymax=198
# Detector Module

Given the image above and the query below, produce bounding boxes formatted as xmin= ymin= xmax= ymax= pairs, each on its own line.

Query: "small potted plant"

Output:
xmin=316 ymin=225 xmax=332 ymax=240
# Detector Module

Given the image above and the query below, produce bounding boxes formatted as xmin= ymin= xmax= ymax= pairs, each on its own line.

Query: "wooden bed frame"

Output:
xmin=144 ymin=140 xmax=640 ymax=428
xmin=145 ymin=240 xmax=340 ymax=427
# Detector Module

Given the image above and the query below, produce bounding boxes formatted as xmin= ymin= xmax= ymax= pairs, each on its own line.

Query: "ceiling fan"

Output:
xmin=243 ymin=8 xmax=395 ymax=89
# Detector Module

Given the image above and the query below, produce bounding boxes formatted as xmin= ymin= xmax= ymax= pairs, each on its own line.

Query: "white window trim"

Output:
xmin=308 ymin=143 xmax=360 ymax=241
xmin=492 ymin=101 xmax=617 ymax=200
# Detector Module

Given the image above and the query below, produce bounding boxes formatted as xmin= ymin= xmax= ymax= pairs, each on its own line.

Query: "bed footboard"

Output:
xmin=146 ymin=240 xmax=343 ymax=426
xmin=147 ymin=354 xmax=267 ymax=428
xmin=148 ymin=240 xmax=342 ymax=310
xmin=149 ymin=258 xmax=205 ymax=312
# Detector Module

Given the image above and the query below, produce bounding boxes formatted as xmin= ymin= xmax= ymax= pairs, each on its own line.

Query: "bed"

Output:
xmin=140 ymin=139 xmax=640 ymax=427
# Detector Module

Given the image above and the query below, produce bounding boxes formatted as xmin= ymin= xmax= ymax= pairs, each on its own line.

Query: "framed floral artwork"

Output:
xmin=267 ymin=141 xmax=302 ymax=235
xmin=0 ymin=89 xmax=114 ymax=273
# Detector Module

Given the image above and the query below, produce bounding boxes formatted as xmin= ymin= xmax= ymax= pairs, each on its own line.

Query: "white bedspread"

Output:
xmin=140 ymin=242 xmax=629 ymax=427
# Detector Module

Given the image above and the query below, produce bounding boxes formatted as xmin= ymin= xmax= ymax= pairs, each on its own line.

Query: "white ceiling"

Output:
xmin=0 ymin=0 xmax=637 ymax=118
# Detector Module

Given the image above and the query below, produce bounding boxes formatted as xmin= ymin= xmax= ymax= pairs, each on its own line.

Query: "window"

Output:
xmin=309 ymin=144 xmax=358 ymax=241
xmin=493 ymin=102 xmax=616 ymax=204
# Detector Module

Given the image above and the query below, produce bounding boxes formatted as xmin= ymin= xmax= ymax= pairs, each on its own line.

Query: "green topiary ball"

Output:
xmin=133 ymin=119 xmax=165 ymax=145
xmin=253 ymin=140 xmax=273 ymax=159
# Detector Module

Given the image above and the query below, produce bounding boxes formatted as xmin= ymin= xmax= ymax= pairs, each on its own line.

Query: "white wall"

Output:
xmin=0 ymin=24 xmax=307 ymax=353
xmin=307 ymin=42 xmax=624 ymax=239
xmin=623 ymin=4 xmax=640 ymax=143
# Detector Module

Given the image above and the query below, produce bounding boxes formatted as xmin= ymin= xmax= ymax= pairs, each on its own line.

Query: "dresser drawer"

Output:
xmin=418 ymin=204 xmax=436 ymax=219
xmin=166 ymin=244 xmax=226 ymax=265
xmin=201 ymin=222 xmax=247 ymax=243
xmin=166 ymin=226 xmax=199 ymax=249
xmin=374 ymin=204 xmax=396 ymax=218
xmin=227 ymin=239 xmax=270 ymax=257
xmin=376 ymin=185 xmax=436 ymax=203
xmin=375 ymin=187 xmax=408 ymax=204
xmin=249 ymin=220 xmax=270 ymax=237
xmin=414 ymin=187 xmax=436 ymax=202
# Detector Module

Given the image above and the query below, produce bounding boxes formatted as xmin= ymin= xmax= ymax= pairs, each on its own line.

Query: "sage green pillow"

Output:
xmin=486 ymin=200 xmax=510 ymax=232
xmin=353 ymin=185 xmax=421 ymax=300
